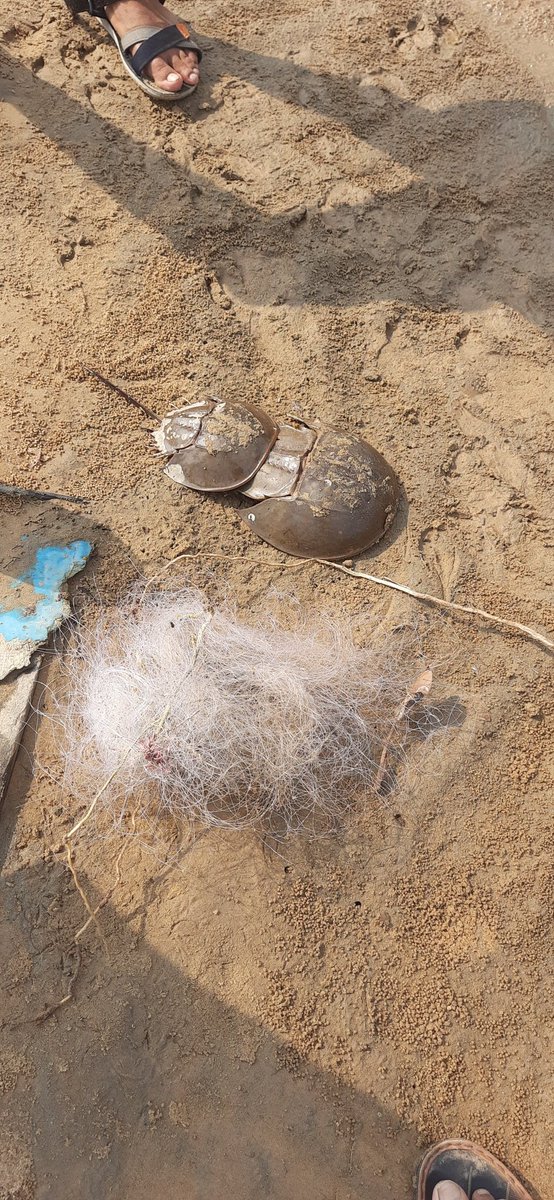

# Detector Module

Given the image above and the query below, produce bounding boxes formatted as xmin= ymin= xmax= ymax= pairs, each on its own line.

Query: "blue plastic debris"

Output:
xmin=0 ymin=540 xmax=93 ymax=678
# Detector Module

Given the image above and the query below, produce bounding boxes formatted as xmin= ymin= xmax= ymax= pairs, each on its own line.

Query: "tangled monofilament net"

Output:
xmin=57 ymin=587 xmax=419 ymax=838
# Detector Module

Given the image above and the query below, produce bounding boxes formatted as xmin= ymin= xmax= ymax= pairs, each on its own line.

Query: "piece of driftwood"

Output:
xmin=0 ymin=661 xmax=41 ymax=806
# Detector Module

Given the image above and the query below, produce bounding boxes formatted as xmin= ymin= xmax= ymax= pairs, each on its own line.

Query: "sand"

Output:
xmin=0 ymin=0 xmax=553 ymax=1196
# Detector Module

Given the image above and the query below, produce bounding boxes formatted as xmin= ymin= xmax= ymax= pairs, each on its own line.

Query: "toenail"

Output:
xmin=167 ymin=72 xmax=181 ymax=82
xmin=433 ymin=1184 xmax=464 ymax=1200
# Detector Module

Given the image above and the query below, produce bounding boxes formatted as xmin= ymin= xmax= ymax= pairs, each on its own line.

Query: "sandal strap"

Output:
xmin=128 ymin=22 xmax=201 ymax=75
xmin=64 ymin=0 xmax=165 ymax=15
xmin=120 ymin=24 xmax=170 ymax=50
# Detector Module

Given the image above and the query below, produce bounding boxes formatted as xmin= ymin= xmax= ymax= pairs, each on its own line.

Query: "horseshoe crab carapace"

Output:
xmin=240 ymin=427 xmax=400 ymax=559
xmin=153 ymin=397 xmax=278 ymax=493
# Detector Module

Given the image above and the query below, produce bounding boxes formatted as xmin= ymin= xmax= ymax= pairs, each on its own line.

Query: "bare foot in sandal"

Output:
xmin=104 ymin=0 xmax=200 ymax=92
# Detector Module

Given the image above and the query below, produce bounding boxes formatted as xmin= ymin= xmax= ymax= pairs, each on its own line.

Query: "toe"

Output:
xmin=432 ymin=1185 xmax=469 ymax=1200
xmin=472 ymin=1192 xmax=495 ymax=1199
xmin=166 ymin=46 xmax=200 ymax=86
xmin=145 ymin=52 xmax=184 ymax=91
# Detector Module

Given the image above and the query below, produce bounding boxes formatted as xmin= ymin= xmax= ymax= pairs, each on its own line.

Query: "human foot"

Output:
xmin=432 ymin=1184 xmax=494 ymax=1200
xmin=104 ymin=0 xmax=200 ymax=93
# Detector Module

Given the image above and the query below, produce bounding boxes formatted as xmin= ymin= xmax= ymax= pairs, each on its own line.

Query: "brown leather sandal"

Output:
xmin=416 ymin=1139 xmax=536 ymax=1200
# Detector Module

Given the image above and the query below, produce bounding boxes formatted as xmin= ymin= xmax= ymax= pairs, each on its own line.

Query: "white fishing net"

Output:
xmin=56 ymin=587 xmax=423 ymax=838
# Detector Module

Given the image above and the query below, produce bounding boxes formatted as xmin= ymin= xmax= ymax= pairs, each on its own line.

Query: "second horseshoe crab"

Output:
xmin=240 ymin=426 xmax=400 ymax=559
xmin=153 ymin=397 xmax=278 ymax=493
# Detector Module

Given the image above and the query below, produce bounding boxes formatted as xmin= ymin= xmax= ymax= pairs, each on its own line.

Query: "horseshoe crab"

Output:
xmin=153 ymin=402 xmax=400 ymax=560
xmin=241 ymin=427 xmax=400 ymax=559
xmin=153 ymin=397 xmax=278 ymax=492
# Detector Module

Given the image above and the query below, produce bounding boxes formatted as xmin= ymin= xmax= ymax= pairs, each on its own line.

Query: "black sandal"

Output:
xmin=416 ymin=1139 xmax=536 ymax=1200
xmin=64 ymin=0 xmax=202 ymax=101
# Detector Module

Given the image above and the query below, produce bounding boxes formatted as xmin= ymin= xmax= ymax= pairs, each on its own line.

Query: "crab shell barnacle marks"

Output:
xmin=240 ymin=429 xmax=401 ymax=560
xmin=153 ymin=397 xmax=278 ymax=493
